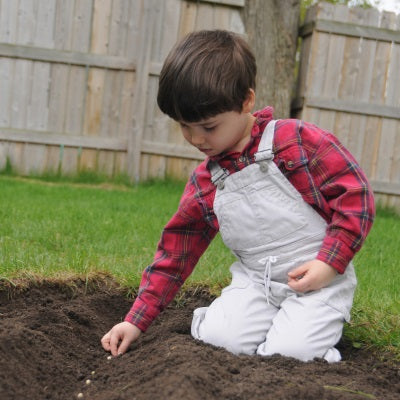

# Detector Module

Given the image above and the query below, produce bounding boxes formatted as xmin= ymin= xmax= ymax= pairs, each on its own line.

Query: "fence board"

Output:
xmin=23 ymin=143 xmax=47 ymax=174
xmin=127 ymin=0 xmax=158 ymax=182
xmin=54 ymin=0 xmax=74 ymax=50
xmin=34 ymin=0 xmax=56 ymax=48
xmin=319 ymin=5 xmax=348 ymax=134
xmin=48 ymin=64 xmax=68 ymax=133
xmin=97 ymin=150 xmax=115 ymax=176
xmin=64 ymin=66 xmax=86 ymax=135
xmin=124 ymin=0 xmax=144 ymax=60
xmin=375 ymin=13 xmax=399 ymax=184
xmin=45 ymin=145 xmax=61 ymax=173
xmin=0 ymin=0 xmax=19 ymax=43
xmin=0 ymin=142 xmax=8 ymax=169
xmin=0 ymin=43 xmax=138 ymax=70
xmin=347 ymin=8 xmax=380 ymax=164
xmin=117 ymin=71 xmax=136 ymax=139
xmin=11 ymin=60 xmax=32 ymax=129
xmin=0 ymin=58 xmax=12 ymax=126
xmin=71 ymin=0 xmax=93 ymax=53
xmin=60 ymin=146 xmax=79 ymax=175
xmin=1 ymin=0 xmax=399 ymax=209
xmin=301 ymin=4 xmax=335 ymax=125
xmin=196 ymin=2 xmax=215 ymax=30
xmin=27 ymin=61 xmax=50 ymax=131
xmin=0 ymin=128 xmax=126 ymax=150
xmin=141 ymin=0 xmax=181 ymax=180
xmin=100 ymin=70 xmax=123 ymax=138
xmin=179 ymin=1 xmax=198 ymax=37
xmin=109 ymin=0 xmax=127 ymax=57
xmin=161 ymin=0 xmax=182 ymax=60
xmin=17 ymin=0 xmax=36 ymax=46
xmin=296 ymin=3 xmax=400 ymax=210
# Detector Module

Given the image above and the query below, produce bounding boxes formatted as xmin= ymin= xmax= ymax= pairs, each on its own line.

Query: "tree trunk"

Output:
xmin=242 ymin=0 xmax=300 ymax=118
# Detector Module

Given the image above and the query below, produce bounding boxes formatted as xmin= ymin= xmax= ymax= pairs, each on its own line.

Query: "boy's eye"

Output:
xmin=203 ymin=126 xmax=216 ymax=132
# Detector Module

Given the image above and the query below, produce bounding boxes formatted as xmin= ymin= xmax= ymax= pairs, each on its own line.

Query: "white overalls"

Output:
xmin=191 ymin=120 xmax=357 ymax=362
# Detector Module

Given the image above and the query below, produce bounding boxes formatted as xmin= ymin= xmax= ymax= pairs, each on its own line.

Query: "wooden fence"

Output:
xmin=0 ymin=0 xmax=246 ymax=182
xmin=293 ymin=2 xmax=400 ymax=209
xmin=0 ymin=1 xmax=399 ymax=209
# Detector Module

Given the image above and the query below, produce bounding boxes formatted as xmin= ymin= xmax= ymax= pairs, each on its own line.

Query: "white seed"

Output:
xmin=85 ymin=379 xmax=91 ymax=385
xmin=107 ymin=355 xmax=112 ymax=360
xmin=77 ymin=393 xmax=84 ymax=399
xmin=91 ymin=371 xmax=96 ymax=375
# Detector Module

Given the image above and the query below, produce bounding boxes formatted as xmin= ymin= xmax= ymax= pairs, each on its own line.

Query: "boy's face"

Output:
xmin=179 ymin=109 xmax=255 ymax=158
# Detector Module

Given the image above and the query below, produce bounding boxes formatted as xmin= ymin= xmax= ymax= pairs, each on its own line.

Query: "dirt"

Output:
xmin=0 ymin=279 xmax=399 ymax=400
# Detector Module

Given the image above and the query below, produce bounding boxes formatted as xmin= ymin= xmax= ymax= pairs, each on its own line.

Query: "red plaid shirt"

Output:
xmin=125 ymin=107 xmax=375 ymax=332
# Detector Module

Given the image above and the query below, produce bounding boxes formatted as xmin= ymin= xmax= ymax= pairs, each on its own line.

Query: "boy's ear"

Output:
xmin=242 ymin=89 xmax=256 ymax=113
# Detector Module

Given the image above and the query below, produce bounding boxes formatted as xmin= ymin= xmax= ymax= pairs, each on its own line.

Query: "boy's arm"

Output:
xmin=102 ymin=192 xmax=216 ymax=355
xmin=304 ymin=124 xmax=375 ymax=274
xmin=124 ymin=207 xmax=217 ymax=332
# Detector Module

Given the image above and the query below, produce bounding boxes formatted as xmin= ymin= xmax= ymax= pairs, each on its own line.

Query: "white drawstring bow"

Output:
xmin=258 ymin=255 xmax=278 ymax=304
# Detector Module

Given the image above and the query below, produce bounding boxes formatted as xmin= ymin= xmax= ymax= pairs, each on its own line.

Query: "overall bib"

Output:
xmin=191 ymin=120 xmax=357 ymax=362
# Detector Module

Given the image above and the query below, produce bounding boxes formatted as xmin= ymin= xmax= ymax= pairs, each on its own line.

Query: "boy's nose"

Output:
xmin=191 ymin=132 xmax=205 ymax=146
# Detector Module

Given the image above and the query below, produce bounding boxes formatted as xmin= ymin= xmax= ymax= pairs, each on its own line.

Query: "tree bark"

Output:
xmin=242 ymin=0 xmax=300 ymax=118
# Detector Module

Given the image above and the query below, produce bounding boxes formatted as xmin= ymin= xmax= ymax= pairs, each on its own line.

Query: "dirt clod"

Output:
xmin=0 ymin=281 xmax=399 ymax=400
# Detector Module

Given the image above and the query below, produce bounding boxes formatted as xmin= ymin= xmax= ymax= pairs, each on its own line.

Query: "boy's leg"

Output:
xmin=256 ymin=294 xmax=344 ymax=362
xmin=191 ymin=264 xmax=278 ymax=355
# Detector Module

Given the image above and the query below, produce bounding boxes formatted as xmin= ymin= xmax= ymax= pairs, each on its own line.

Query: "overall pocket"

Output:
xmin=215 ymin=180 xmax=307 ymax=250
xmin=318 ymin=263 xmax=357 ymax=322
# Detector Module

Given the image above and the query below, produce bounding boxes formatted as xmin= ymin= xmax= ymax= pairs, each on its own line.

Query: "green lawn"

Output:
xmin=0 ymin=175 xmax=398 ymax=356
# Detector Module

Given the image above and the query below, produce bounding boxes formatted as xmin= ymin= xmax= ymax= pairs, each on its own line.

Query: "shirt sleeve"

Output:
xmin=124 ymin=180 xmax=217 ymax=332
xmin=304 ymin=124 xmax=376 ymax=273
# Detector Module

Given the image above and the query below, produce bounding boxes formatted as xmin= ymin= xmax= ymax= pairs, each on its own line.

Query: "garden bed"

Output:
xmin=0 ymin=279 xmax=399 ymax=400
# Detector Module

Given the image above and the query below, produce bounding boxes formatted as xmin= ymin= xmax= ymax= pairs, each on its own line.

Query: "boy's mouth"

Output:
xmin=198 ymin=148 xmax=213 ymax=155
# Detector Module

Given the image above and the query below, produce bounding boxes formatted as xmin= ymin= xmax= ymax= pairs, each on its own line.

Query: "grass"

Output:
xmin=345 ymin=206 xmax=400 ymax=355
xmin=0 ymin=174 xmax=234 ymax=289
xmin=0 ymin=174 xmax=398 ymax=357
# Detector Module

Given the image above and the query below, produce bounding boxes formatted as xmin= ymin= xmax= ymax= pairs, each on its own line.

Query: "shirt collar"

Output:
xmin=207 ymin=106 xmax=274 ymax=164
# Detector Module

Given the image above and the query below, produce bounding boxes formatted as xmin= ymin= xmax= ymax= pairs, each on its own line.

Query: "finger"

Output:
xmin=287 ymin=264 xmax=308 ymax=278
xmin=109 ymin=332 xmax=120 ymax=357
xmin=117 ymin=336 xmax=131 ymax=356
xmin=101 ymin=332 xmax=111 ymax=351
xmin=288 ymin=275 xmax=310 ymax=292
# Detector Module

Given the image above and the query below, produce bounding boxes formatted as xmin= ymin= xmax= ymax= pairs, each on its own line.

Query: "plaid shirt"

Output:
xmin=125 ymin=107 xmax=375 ymax=332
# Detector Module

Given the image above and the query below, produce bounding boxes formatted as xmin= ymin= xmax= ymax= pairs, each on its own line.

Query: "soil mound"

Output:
xmin=0 ymin=280 xmax=399 ymax=400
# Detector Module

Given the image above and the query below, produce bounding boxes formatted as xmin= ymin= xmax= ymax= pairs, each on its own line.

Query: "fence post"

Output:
xmin=127 ymin=0 xmax=158 ymax=183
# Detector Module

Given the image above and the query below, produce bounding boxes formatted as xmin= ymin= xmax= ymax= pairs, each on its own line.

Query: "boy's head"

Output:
xmin=157 ymin=30 xmax=256 ymax=122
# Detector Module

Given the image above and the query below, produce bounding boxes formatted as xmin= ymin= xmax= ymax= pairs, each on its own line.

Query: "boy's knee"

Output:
xmin=257 ymin=336 xmax=319 ymax=361
xmin=257 ymin=330 xmax=342 ymax=362
xmin=191 ymin=306 xmax=255 ymax=355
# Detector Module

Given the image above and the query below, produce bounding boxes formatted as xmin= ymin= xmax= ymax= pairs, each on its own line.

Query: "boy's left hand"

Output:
xmin=287 ymin=259 xmax=337 ymax=293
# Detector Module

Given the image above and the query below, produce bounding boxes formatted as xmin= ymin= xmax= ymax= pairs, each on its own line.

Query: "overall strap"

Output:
xmin=254 ymin=120 xmax=276 ymax=162
xmin=210 ymin=119 xmax=276 ymax=187
xmin=209 ymin=161 xmax=229 ymax=189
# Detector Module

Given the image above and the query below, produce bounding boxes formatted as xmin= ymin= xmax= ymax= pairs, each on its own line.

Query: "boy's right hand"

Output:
xmin=101 ymin=321 xmax=141 ymax=356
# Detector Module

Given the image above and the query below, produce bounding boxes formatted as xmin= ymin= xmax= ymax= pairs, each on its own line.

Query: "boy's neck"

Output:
xmin=236 ymin=113 xmax=256 ymax=154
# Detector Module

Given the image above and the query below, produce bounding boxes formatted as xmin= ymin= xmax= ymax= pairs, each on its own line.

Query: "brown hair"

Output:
xmin=157 ymin=30 xmax=256 ymax=122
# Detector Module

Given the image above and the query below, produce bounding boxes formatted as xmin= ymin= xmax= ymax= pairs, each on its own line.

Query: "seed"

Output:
xmin=91 ymin=371 xmax=96 ymax=375
xmin=85 ymin=379 xmax=91 ymax=385
xmin=107 ymin=355 xmax=112 ymax=360
xmin=77 ymin=393 xmax=83 ymax=399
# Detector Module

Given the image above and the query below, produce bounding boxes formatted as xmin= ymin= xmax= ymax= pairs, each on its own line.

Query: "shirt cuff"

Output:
xmin=317 ymin=235 xmax=354 ymax=274
xmin=124 ymin=297 xmax=160 ymax=333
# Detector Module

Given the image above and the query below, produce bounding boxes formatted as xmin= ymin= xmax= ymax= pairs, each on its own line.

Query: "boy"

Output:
xmin=101 ymin=30 xmax=375 ymax=362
